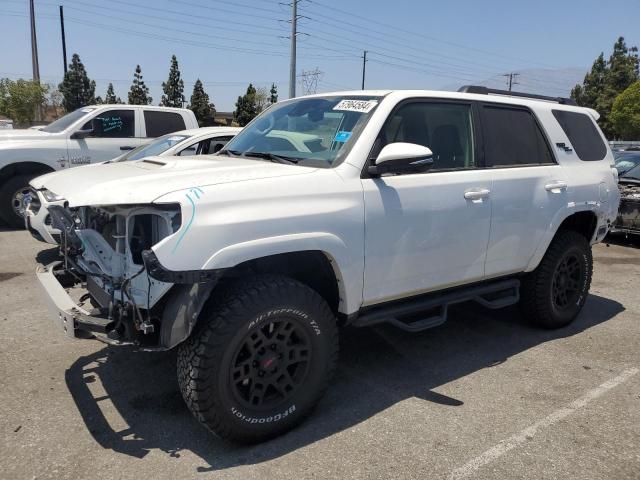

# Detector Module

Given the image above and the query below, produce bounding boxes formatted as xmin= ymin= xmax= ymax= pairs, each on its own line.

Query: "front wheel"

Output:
xmin=0 ymin=174 xmax=36 ymax=228
xmin=520 ymin=230 xmax=593 ymax=329
xmin=177 ymin=275 xmax=339 ymax=443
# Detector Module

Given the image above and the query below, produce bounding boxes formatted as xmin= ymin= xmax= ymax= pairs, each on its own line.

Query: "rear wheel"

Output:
xmin=177 ymin=275 xmax=339 ymax=443
xmin=520 ymin=230 xmax=592 ymax=328
xmin=0 ymin=174 xmax=37 ymax=228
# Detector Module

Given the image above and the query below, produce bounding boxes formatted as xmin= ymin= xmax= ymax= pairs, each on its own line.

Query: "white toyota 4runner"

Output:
xmin=35 ymin=87 xmax=620 ymax=443
xmin=0 ymin=104 xmax=198 ymax=227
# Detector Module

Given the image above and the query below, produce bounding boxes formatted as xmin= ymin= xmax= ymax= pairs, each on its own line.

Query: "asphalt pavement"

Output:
xmin=1 ymin=228 xmax=638 ymax=479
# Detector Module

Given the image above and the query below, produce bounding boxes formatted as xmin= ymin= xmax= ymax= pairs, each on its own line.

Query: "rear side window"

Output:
xmin=552 ymin=110 xmax=607 ymax=161
xmin=144 ymin=111 xmax=186 ymax=137
xmin=481 ymin=105 xmax=554 ymax=167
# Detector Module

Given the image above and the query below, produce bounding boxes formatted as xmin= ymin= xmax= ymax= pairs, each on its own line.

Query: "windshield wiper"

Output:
xmin=216 ymin=149 xmax=242 ymax=157
xmin=241 ymin=151 xmax=300 ymax=164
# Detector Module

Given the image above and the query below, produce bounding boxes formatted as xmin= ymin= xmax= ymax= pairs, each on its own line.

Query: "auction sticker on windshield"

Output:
xmin=333 ymin=99 xmax=378 ymax=113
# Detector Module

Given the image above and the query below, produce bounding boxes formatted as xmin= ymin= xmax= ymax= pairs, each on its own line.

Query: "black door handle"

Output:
xmin=120 ymin=145 xmax=135 ymax=151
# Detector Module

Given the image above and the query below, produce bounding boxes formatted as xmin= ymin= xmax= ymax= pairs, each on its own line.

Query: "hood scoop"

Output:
xmin=136 ymin=159 xmax=169 ymax=169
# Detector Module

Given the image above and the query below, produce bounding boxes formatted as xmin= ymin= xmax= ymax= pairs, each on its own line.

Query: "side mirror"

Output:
xmin=368 ymin=142 xmax=434 ymax=176
xmin=70 ymin=128 xmax=92 ymax=140
xmin=91 ymin=117 xmax=104 ymax=136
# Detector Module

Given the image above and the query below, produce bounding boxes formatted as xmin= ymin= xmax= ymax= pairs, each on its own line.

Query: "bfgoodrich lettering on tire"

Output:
xmin=520 ymin=230 xmax=593 ymax=329
xmin=177 ymin=274 xmax=339 ymax=443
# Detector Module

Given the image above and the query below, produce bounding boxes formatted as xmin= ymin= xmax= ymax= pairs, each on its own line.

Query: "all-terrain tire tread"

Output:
xmin=177 ymin=274 xmax=339 ymax=443
xmin=520 ymin=230 xmax=592 ymax=329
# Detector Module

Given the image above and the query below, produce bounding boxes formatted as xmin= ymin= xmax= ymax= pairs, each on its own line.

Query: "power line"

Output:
xmin=306 ymin=0 xmax=560 ymax=69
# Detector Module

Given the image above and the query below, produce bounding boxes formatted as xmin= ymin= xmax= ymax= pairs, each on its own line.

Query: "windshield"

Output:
xmin=620 ymin=163 xmax=640 ymax=180
xmin=41 ymin=107 xmax=95 ymax=133
xmin=119 ymin=134 xmax=190 ymax=161
xmin=615 ymin=152 xmax=640 ymax=176
xmin=221 ymin=96 xmax=381 ymax=167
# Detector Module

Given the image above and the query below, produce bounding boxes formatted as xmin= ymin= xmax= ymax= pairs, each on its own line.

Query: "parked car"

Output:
xmin=612 ymin=158 xmax=640 ymax=235
xmin=35 ymin=87 xmax=619 ymax=443
xmin=26 ymin=126 xmax=241 ymax=244
xmin=0 ymin=104 xmax=198 ymax=227
xmin=614 ymin=150 xmax=640 ymax=176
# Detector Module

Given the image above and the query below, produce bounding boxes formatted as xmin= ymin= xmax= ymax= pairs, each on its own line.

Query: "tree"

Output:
xmin=610 ymin=81 xmax=640 ymax=140
xmin=571 ymin=54 xmax=606 ymax=109
xmin=46 ymin=85 xmax=63 ymax=110
xmin=255 ymin=86 xmax=270 ymax=112
xmin=104 ymin=83 xmax=121 ymax=104
xmin=233 ymin=83 xmax=259 ymax=126
xmin=0 ymin=78 xmax=10 ymax=116
xmin=189 ymin=79 xmax=216 ymax=126
xmin=0 ymin=78 xmax=48 ymax=126
xmin=270 ymin=83 xmax=278 ymax=104
xmin=161 ymin=55 xmax=185 ymax=107
xmin=571 ymin=37 xmax=639 ymax=138
xmin=128 ymin=65 xmax=152 ymax=105
xmin=58 ymin=53 xmax=96 ymax=111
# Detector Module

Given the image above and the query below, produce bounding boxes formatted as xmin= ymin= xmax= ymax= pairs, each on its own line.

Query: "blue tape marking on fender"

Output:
xmin=171 ymin=193 xmax=197 ymax=254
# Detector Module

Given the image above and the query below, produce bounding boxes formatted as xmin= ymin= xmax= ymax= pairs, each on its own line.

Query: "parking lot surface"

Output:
xmin=1 ymin=228 xmax=638 ymax=480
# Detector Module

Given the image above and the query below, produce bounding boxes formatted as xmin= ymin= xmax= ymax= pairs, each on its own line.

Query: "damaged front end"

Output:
xmin=612 ymin=182 xmax=640 ymax=235
xmin=37 ymin=203 xmax=221 ymax=350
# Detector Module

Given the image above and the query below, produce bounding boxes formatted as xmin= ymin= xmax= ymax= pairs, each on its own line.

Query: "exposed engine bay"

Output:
xmin=46 ymin=203 xmax=186 ymax=347
xmin=614 ymin=182 xmax=640 ymax=234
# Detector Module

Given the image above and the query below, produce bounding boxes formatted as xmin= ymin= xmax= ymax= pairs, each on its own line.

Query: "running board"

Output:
xmin=352 ymin=279 xmax=520 ymax=332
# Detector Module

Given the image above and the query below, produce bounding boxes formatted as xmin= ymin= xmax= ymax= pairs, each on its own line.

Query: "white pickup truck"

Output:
xmin=0 ymin=105 xmax=198 ymax=227
xmin=35 ymin=88 xmax=619 ymax=443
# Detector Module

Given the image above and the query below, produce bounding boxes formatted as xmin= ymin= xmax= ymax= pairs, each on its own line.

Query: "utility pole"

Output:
xmin=289 ymin=0 xmax=298 ymax=99
xmin=59 ymin=6 xmax=68 ymax=74
xmin=29 ymin=0 xmax=40 ymax=82
xmin=29 ymin=0 xmax=41 ymax=122
xmin=361 ymin=50 xmax=367 ymax=90
xmin=503 ymin=72 xmax=519 ymax=92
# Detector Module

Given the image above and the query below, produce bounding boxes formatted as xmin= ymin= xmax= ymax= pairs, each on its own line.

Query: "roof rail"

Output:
xmin=457 ymin=85 xmax=577 ymax=106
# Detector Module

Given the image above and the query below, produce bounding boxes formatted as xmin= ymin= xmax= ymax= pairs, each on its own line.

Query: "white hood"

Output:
xmin=0 ymin=128 xmax=52 ymax=142
xmin=31 ymin=156 xmax=316 ymax=206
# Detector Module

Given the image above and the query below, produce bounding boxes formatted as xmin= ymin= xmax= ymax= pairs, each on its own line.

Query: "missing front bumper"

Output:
xmin=36 ymin=261 xmax=129 ymax=345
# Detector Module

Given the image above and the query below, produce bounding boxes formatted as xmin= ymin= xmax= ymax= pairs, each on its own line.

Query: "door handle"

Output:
xmin=120 ymin=145 xmax=135 ymax=151
xmin=464 ymin=188 xmax=491 ymax=201
xmin=545 ymin=181 xmax=568 ymax=192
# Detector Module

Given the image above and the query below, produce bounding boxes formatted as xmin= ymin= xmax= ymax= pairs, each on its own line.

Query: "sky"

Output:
xmin=1 ymin=0 xmax=640 ymax=112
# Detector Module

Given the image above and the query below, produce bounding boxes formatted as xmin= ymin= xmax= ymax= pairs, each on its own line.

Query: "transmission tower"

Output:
xmin=299 ymin=68 xmax=324 ymax=95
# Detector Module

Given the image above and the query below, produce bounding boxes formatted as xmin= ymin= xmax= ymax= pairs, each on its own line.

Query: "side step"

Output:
xmin=352 ymin=279 xmax=520 ymax=332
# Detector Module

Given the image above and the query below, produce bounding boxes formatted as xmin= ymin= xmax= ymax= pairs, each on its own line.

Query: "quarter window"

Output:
xmin=82 ymin=110 xmax=135 ymax=138
xmin=379 ymin=102 xmax=475 ymax=170
xmin=144 ymin=111 xmax=186 ymax=137
xmin=552 ymin=110 xmax=607 ymax=161
xmin=481 ymin=106 xmax=554 ymax=167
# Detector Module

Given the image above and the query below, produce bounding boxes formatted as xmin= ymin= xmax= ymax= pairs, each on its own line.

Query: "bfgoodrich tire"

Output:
xmin=177 ymin=274 xmax=339 ymax=443
xmin=520 ymin=230 xmax=593 ymax=329
xmin=0 ymin=174 xmax=36 ymax=228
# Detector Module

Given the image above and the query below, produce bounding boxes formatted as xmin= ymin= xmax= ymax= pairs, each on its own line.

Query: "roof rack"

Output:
xmin=457 ymin=85 xmax=577 ymax=106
